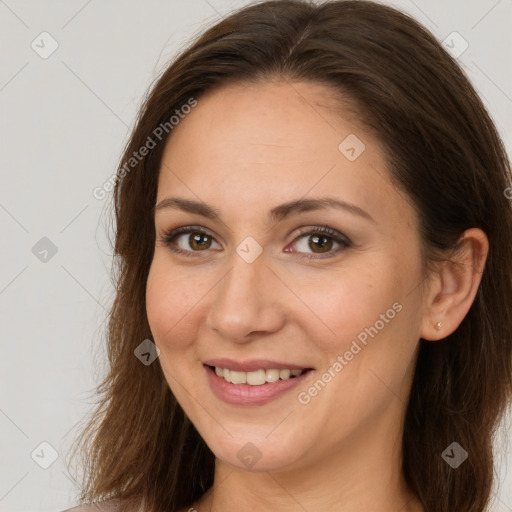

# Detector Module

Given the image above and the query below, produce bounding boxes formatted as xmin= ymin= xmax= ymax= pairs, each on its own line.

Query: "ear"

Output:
xmin=420 ymin=228 xmax=489 ymax=341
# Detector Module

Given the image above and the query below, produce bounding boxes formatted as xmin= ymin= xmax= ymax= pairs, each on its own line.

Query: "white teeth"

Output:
xmin=247 ymin=369 xmax=266 ymax=385
xmin=265 ymin=369 xmax=280 ymax=382
xmin=213 ymin=366 xmax=305 ymax=385
xmin=279 ymin=369 xmax=291 ymax=380
xmin=229 ymin=370 xmax=247 ymax=384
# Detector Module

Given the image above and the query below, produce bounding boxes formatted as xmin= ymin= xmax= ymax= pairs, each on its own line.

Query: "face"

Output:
xmin=146 ymin=80 xmax=428 ymax=472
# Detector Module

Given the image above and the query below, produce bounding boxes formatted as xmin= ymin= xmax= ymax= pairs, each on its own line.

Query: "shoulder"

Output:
xmin=59 ymin=506 xmax=114 ymax=512
xmin=59 ymin=503 xmax=119 ymax=512
xmin=59 ymin=497 xmax=141 ymax=512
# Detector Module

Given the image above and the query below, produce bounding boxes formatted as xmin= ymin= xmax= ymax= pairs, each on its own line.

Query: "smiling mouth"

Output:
xmin=206 ymin=365 xmax=313 ymax=386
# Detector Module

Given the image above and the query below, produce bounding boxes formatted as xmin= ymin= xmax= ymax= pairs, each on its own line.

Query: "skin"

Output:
xmin=145 ymin=80 xmax=488 ymax=512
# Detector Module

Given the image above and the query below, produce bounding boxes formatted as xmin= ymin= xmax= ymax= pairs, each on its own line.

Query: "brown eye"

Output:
xmin=160 ymin=226 xmax=222 ymax=257
xmin=188 ymin=233 xmax=212 ymax=251
xmin=290 ymin=226 xmax=351 ymax=259
xmin=308 ymin=234 xmax=334 ymax=253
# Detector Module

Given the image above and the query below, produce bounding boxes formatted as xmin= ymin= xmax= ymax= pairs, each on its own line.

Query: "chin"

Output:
xmin=208 ymin=433 xmax=307 ymax=472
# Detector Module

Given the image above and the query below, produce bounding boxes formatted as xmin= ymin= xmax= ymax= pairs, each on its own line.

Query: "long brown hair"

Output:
xmin=68 ymin=1 xmax=512 ymax=511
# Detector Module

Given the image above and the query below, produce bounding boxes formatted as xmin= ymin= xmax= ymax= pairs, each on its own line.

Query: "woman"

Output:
xmin=65 ymin=1 xmax=512 ymax=511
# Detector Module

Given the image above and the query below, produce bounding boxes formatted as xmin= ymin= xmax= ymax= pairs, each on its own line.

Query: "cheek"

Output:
xmin=145 ymin=257 xmax=205 ymax=351
xmin=290 ymin=256 xmax=421 ymax=401
xmin=288 ymin=263 xmax=397 ymax=351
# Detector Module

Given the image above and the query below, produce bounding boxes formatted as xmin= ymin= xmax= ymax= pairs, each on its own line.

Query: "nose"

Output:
xmin=205 ymin=248 xmax=285 ymax=343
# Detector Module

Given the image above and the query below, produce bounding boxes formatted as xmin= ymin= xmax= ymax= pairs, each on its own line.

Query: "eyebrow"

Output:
xmin=153 ymin=196 xmax=376 ymax=224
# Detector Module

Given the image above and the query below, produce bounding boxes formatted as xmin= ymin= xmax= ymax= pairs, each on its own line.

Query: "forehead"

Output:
xmin=159 ymin=81 xmax=382 ymax=180
xmin=155 ymin=80 xmax=409 ymax=230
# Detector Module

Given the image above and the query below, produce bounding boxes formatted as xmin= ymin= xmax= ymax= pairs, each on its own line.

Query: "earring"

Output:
xmin=435 ymin=321 xmax=442 ymax=331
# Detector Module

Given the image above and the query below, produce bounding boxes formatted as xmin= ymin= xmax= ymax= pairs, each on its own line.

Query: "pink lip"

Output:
xmin=203 ymin=358 xmax=309 ymax=372
xmin=204 ymin=364 xmax=314 ymax=406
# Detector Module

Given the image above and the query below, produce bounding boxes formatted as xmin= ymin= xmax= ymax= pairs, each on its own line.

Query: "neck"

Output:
xmin=193 ymin=405 xmax=424 ymax=512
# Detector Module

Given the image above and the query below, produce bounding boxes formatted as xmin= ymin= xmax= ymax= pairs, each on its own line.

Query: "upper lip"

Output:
xmin=203 ymin=358 xmax=313 ymax=372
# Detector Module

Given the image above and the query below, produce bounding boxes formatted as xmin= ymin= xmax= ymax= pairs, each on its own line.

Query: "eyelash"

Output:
xmin=157 ymin=225 xmax=352 ymax=260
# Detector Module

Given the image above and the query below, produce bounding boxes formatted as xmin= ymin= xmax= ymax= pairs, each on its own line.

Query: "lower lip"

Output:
xmin=205 ymin=365 xmax=313 ymax=406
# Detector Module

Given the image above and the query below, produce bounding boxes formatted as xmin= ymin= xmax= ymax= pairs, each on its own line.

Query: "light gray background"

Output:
xmin=0 ymin=1 xmax=511 ymax=511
